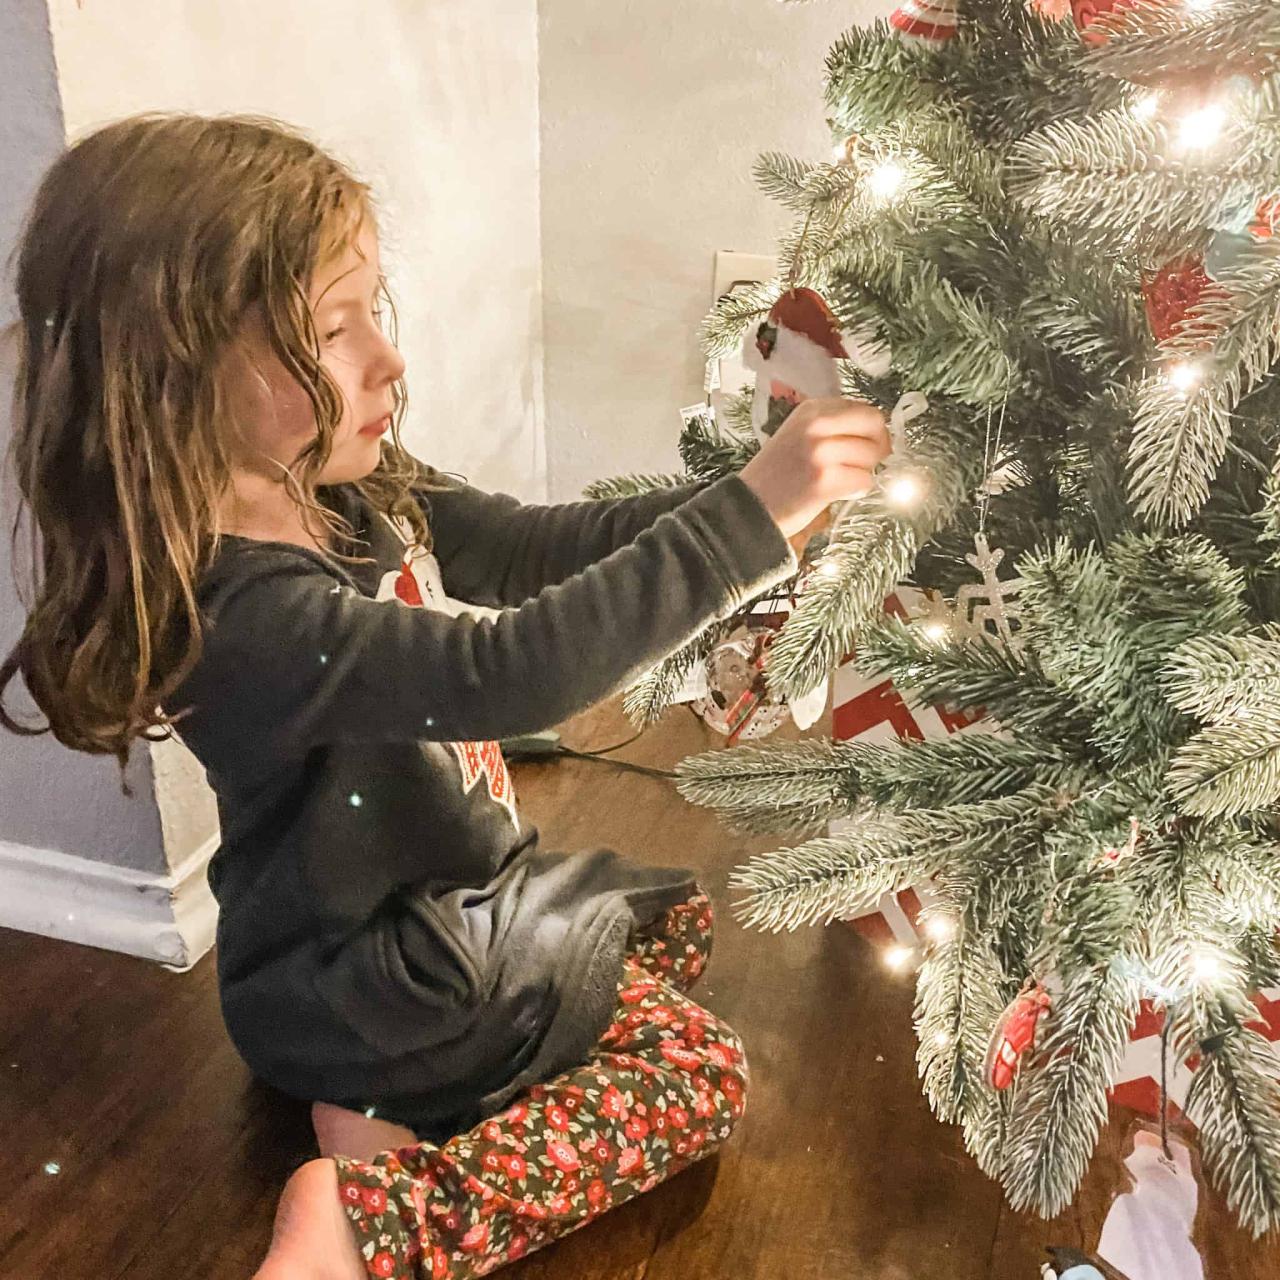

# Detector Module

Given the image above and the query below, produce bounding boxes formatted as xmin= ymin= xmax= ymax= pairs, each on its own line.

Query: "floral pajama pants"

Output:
xmin=332 ymin=888 xmax=748 ymax=1279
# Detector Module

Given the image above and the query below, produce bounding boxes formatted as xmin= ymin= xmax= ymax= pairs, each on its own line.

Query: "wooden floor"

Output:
xmin=1 ymin=695 xmax=1274 ymax=1279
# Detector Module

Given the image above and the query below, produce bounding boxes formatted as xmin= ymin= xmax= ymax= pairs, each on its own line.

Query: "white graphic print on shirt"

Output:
xmin=374 ymin=514 xmax=520 ymax=832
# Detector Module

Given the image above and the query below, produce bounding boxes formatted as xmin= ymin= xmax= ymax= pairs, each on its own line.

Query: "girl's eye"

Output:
xmin=323 ymin=306 xmax=383 ymax=344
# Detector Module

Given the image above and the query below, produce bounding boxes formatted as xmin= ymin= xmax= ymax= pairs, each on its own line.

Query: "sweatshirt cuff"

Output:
xmin=676 ymin=471 xmax=799 ymax=613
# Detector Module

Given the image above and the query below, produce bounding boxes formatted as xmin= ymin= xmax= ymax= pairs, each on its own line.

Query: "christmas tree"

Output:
xmin=589 ymin=0 xmax=1280 ymax=1238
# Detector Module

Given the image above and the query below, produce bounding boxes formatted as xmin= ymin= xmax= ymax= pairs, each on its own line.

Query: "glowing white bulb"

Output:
xmin=813 ymin=560 xmax=841 ymax=579
xmin=934 ymin=1031 xmax=952 ymax=1049
xmin=884 ymin=474 xmax=923 ymax=508
xmin=1167 ymin=362 xmax=1202 ymax=395
xmin=831 ymin=140 xmax=850 ymax=162
xmin=925 ymin=915 xmax=955 ymax=942
xmin=1133 ymin=92 xmax=1161 ymax=120
xmin=1192 ymin=949 xmax=1221 ymax=981
xmin=884 ymin=945 xmax=914 ymax=971
xmin=1177 ymin=102 xmax=1226 ymax=150
xmin=868 ymin=160 xmax=906 ymax=200
xmin=348 ymin=792 xmax=363 ymax=808
xmin=1184 ymin=0 xmax=1216 ymax=11
xmin=920 ymin=620 xmax=950 ymax=643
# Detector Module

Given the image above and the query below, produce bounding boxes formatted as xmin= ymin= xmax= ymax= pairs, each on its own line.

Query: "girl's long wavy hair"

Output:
xmin=0 ymin=112 xmax=449 ymax=795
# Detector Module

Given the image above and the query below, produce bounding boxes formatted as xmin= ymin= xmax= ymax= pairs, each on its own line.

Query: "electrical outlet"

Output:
xmin=710 ymin=250 xmax=777 ymax=411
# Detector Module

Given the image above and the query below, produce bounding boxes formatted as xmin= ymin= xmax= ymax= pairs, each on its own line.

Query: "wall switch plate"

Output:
xmin=710 ymin=250 xmax=777 ymax=411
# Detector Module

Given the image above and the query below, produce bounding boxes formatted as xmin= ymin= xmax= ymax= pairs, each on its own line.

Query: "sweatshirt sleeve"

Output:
xmin=416 ymin=474 xmax=717 ymax=608
xmin=190 ymin=471 xmax=797 ymax=759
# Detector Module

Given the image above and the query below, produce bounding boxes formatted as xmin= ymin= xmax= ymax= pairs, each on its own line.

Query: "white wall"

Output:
xmin=47 ymin=0 xmax=547 ymax=502
xmin=537 ymin=0 xmax=890 ymax=501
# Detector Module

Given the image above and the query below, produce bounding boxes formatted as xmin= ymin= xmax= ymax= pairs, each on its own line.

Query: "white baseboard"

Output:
xmin=0 ymin=833 xmax=218 ymax=972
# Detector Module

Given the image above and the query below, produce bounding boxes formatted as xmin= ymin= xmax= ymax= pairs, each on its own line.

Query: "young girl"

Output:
xmin=0 ymin=113 xmax=890 ymax=1279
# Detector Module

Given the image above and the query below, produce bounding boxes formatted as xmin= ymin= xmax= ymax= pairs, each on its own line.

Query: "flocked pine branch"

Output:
xmin=1089 ymin=0 xmax=1280 ymax=86
xmin=729 ymin=785 xmax=1055 ymax=934
xmin=581 ymin=472 xmax=689 ymax=500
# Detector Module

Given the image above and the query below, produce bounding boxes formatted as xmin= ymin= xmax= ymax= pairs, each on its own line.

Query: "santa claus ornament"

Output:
xmin=890 ymin=0 xmax=960 ymax=47
xmin=741 ymin=287 xmax=889 ymax=441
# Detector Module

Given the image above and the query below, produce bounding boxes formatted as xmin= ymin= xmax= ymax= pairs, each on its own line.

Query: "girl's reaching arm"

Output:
xmin=180 ymin=471 xmax=796 ymax=766
xmin=415 ymin=471 xmax=719 ymax=608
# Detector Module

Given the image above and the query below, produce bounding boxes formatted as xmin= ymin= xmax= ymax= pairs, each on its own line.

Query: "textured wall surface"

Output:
xmin=537 ymin=0 xmax=890 ymax=501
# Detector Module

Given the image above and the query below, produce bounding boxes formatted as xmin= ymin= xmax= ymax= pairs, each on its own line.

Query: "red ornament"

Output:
xmin=1140 ymin=256 xmax=1226 ymax=345
xmin=985 ymin=981 xmax=1052 ymax=1090
xmin=1249 ymin=195 xmax=1280 ymax=240
xmin=890 ymin=0 xmax=960 ymax=47
xmin=1071 ymin=0 xmax=1168 ymax=46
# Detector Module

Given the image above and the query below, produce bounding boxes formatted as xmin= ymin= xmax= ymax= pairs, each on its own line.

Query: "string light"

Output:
xmin=813 ymin=560 xmax=841 ymax=579
xmin=925 ymin=915 xmax=956 ymax=941
xmin=1191 ymin=948 xmax=1221 ymax=982
xmin=1184 ymin=0 xmax=1217 ymax=11
xmin=884 ymin=473 xmax=924 ymax=508
xmin=934 ymin=1031 xmax=952 ymax=1049
xmin=884 ymin=945 xmax=914 ymax=971
xmin=868 ymin=160 xmax=906 ymax=201
xmin=1133 ymin=92 xmax=1161 ymax=120
xmin=920 ymin=620 xmax=950 ymax=644
xmin=1167 ymin=361 xmax=1202 ymax=396
xmin=1177 ymin=102 xmax=1227 ymax=150
xmin=348 ymin=792 xmax=363 ymax=808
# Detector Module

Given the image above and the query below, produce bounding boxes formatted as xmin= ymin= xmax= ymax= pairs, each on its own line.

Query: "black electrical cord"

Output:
xmin=502 ymin=726 xmax=677 ymax=779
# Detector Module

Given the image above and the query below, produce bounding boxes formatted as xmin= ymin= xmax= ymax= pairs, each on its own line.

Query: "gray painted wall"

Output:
xmin=537 ymin=0 xmax=890 ymax=501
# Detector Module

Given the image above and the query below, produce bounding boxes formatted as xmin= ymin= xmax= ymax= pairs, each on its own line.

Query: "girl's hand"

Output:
xmin=738 ymin=397 xmax=892 ymax=541
xmin=786 ymin=506 xmax=833 ymax=557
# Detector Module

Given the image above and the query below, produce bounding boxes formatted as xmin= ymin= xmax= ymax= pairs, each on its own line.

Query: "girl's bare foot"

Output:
xmin=253 ymin=1105 xmax=422 ymax=1278
xmin=310 ymin=1100 xmax=419 ymax=1162
xmin=252 ymin=1158 xmax=365 ymax=1280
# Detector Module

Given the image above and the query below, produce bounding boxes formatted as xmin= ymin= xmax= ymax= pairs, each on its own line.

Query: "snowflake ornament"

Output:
xmin=955 ymin=531 xmax=1026 ymax=652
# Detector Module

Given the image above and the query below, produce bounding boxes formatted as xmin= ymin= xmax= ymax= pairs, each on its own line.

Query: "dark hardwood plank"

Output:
xmin=1 ymin=695 xmax=1274 ymax=1278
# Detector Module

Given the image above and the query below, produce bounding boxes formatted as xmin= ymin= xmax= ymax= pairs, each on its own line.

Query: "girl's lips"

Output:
xmin=359 ymin=415 xmax=391 ymax=435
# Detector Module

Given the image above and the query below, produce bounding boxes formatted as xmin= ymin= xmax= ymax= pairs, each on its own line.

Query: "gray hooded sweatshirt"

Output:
xmin=165 ymin=462 xmax=797 ymax=1140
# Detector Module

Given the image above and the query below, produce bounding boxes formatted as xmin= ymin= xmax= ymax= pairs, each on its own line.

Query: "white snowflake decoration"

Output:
xmin=954 ymin=531 xmax=1025 ymax=652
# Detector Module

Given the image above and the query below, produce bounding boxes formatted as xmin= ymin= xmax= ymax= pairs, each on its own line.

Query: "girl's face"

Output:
xmin=220 ymin=222 xmax=406 ymax=487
